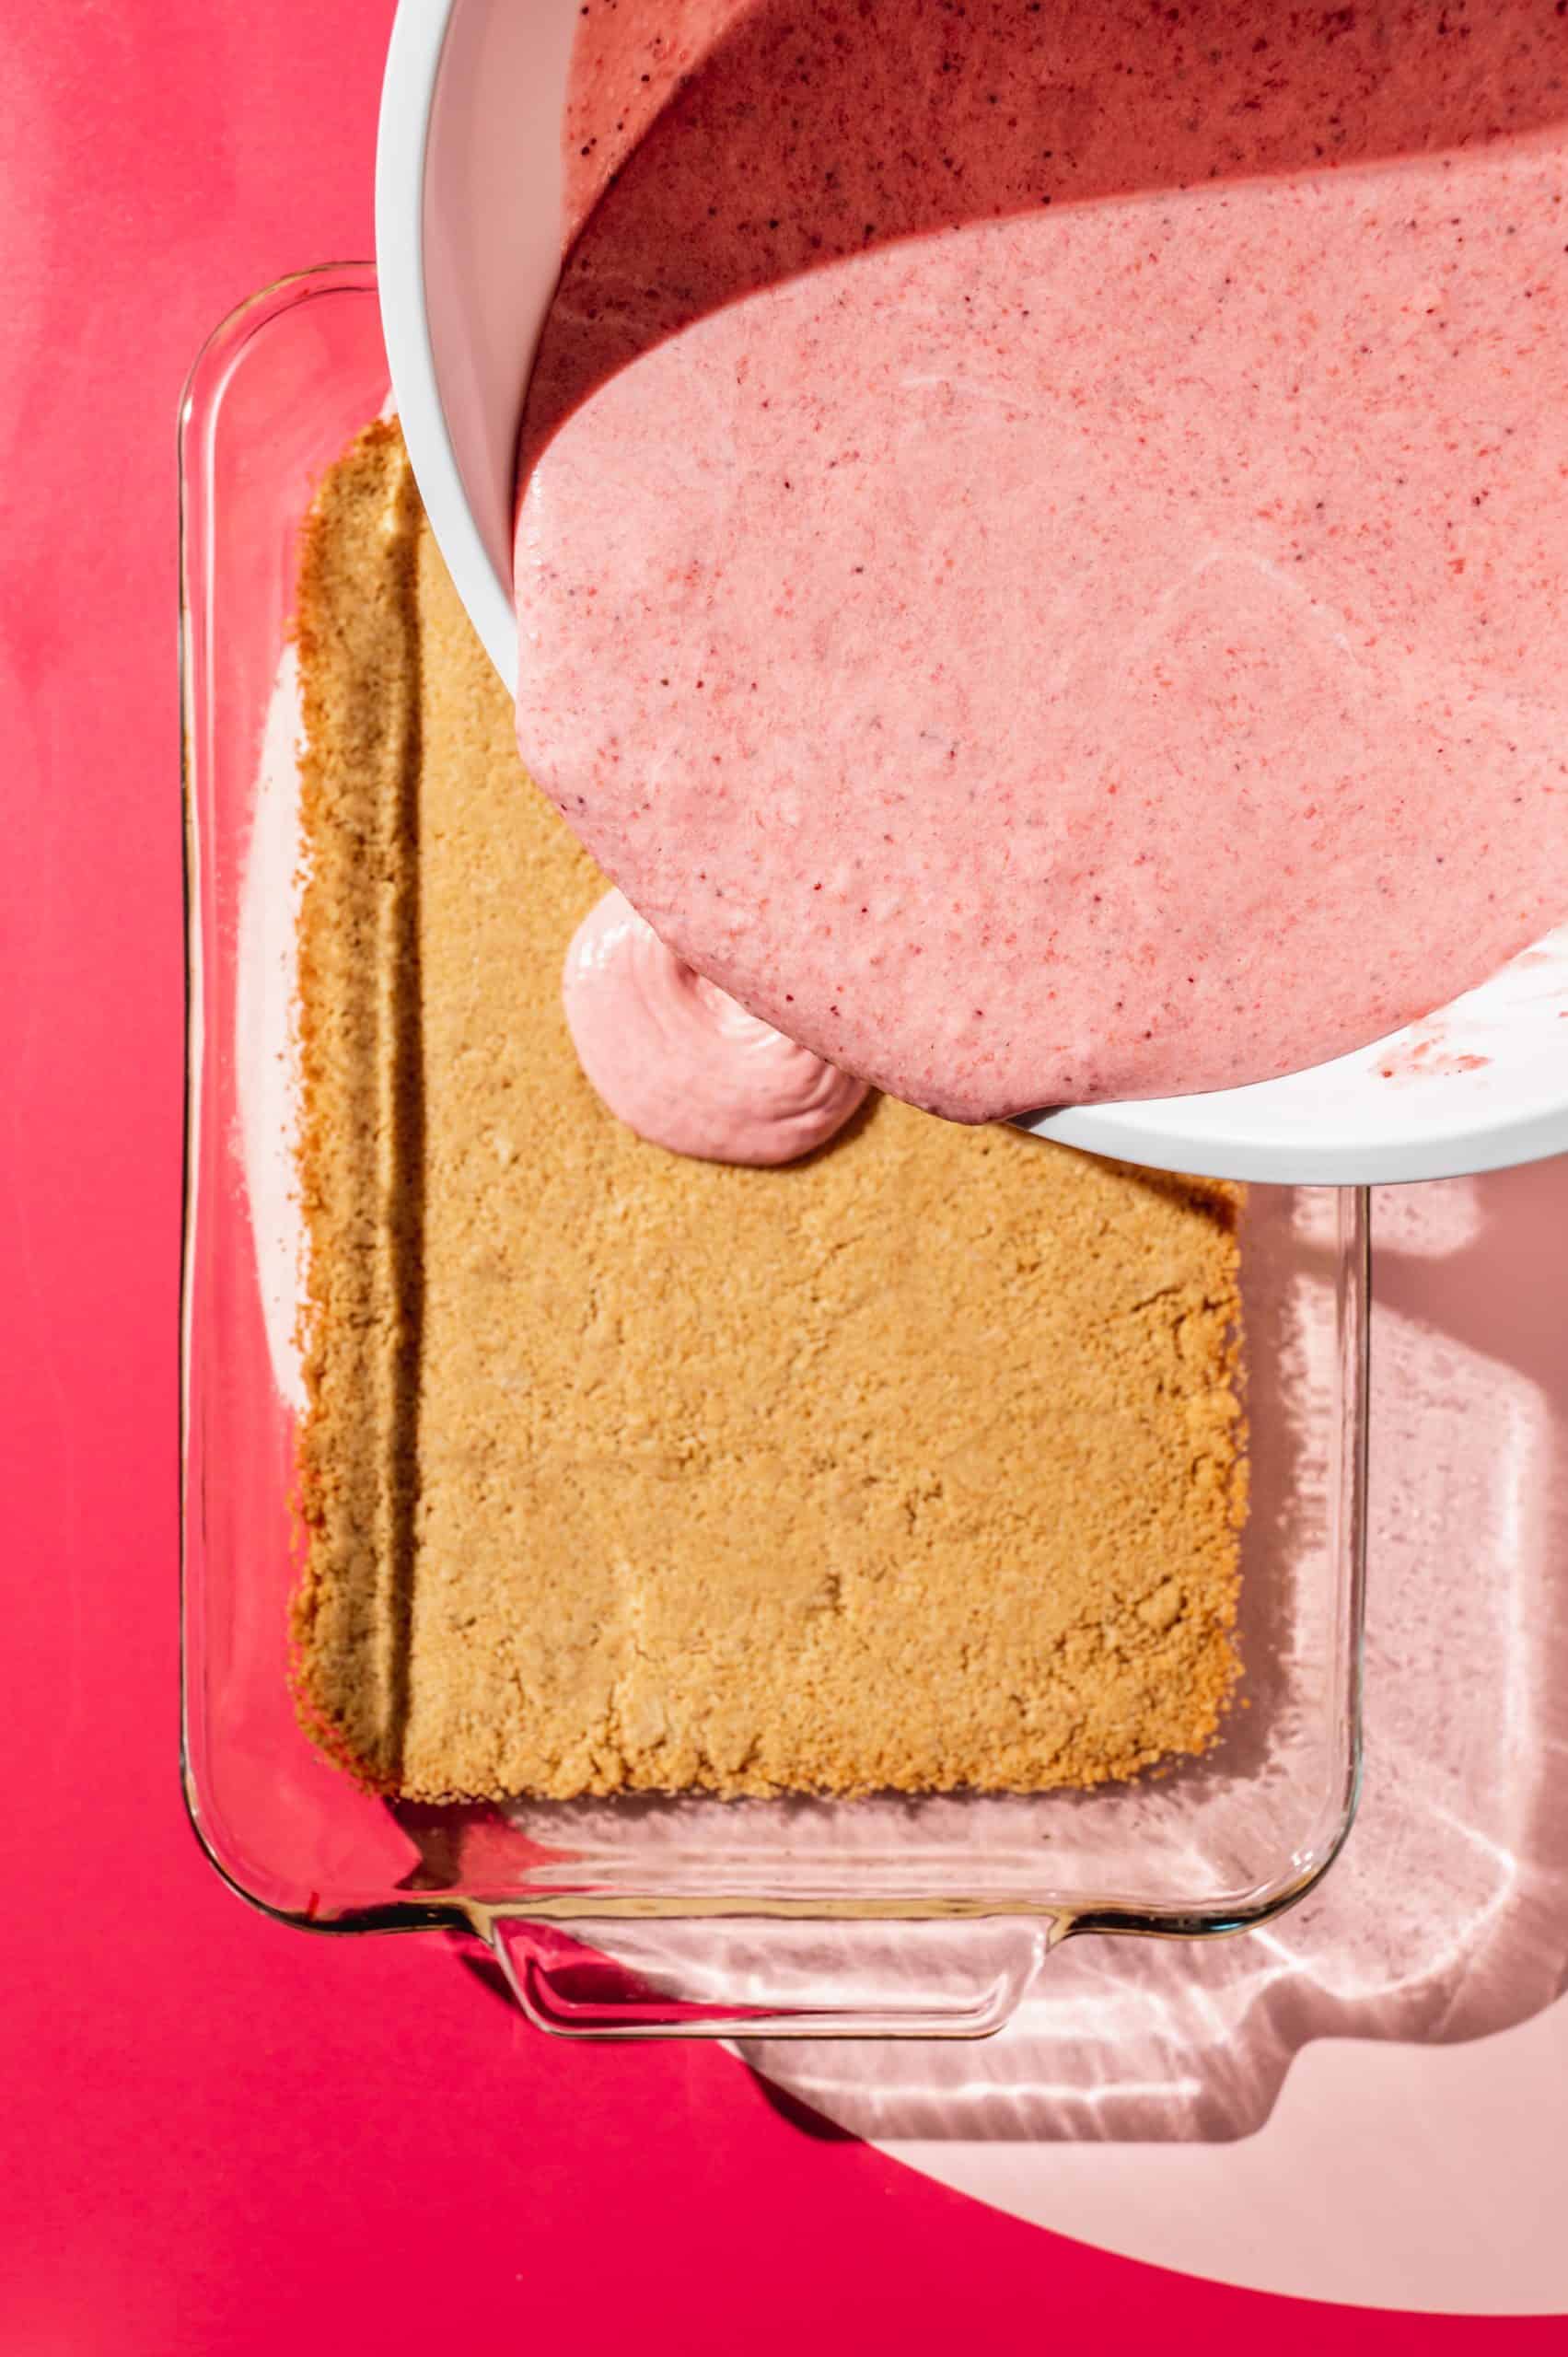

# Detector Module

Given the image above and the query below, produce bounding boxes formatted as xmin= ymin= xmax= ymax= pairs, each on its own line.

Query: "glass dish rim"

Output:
xmin=178 ymin=261 xmax=1370 ymax=1987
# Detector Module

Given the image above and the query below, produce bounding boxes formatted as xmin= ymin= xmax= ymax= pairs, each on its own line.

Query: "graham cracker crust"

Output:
xmin=291 ymin=420 xmax=1246 ymax=1804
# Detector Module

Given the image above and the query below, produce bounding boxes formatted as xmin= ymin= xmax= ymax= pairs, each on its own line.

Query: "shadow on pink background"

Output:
xmin=742 ymin=1162 xmax=1568 ymax=2138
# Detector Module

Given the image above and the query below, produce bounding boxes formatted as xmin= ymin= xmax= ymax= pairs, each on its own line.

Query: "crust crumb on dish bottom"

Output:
xmin=291 ymin=421 xmax=1248 ymax=1805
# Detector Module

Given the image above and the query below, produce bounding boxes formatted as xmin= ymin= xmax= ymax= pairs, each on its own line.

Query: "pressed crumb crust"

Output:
xmin=292 ymin=419 xmax=1247 ymax=1805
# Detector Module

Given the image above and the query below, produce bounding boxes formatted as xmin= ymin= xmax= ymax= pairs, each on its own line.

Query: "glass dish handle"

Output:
xmin=487 ymin=1915 xmax=1056 ymax=2039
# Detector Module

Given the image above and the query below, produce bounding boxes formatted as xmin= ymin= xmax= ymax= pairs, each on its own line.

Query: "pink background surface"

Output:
xmin=1 ymin=6 xmax=1562 ymax=2346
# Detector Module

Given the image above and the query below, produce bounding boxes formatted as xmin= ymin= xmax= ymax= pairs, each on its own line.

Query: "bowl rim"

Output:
xmin=377 ymin=0 xmax=518 ymax=691
xmin=180 ymin=262 xmax=1369 ymax=2035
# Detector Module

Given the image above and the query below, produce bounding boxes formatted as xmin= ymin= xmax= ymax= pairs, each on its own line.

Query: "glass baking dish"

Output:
xmin=180 ymin=265 xmax=1369 ymax=2039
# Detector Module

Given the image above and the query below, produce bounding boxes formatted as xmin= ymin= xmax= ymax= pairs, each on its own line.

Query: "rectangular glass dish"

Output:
xmin=180 ymin=265 xmax=1369 ymax=2039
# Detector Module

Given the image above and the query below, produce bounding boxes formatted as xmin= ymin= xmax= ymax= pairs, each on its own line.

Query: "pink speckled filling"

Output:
xmin=517 ymin=0 xmax=1568 ymax=1120
xmin=563 ymin=886 xmax=868 ymax=1161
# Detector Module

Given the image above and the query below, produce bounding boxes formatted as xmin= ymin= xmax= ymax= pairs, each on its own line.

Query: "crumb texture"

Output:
xmin=293 ymin=422 xmax=1246 ymax=1804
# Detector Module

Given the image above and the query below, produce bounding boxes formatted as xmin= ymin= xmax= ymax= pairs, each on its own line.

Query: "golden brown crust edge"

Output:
xmin=289 ymin=420 xmax=423 ymax=1792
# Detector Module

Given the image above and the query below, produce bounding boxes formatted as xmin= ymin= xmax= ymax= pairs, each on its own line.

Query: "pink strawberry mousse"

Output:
xmin=517 ymin=2 xmax=1568 ymax=1122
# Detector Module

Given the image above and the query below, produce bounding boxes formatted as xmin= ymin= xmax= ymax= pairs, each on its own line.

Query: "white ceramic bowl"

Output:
xmin=376 ymin=0 xmax=1568 ymax=1184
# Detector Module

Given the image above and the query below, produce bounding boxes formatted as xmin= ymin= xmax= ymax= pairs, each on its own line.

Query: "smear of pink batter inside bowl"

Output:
xmin=517 ymin=0 xmax=1568 ymax=1124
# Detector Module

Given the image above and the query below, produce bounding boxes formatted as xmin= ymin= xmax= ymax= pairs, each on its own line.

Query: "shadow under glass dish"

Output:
xmin=741 ymin=1161 xmax=1568 ymax=2189
xmin=180 ymin=268 xmax=1368 ymax=2039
